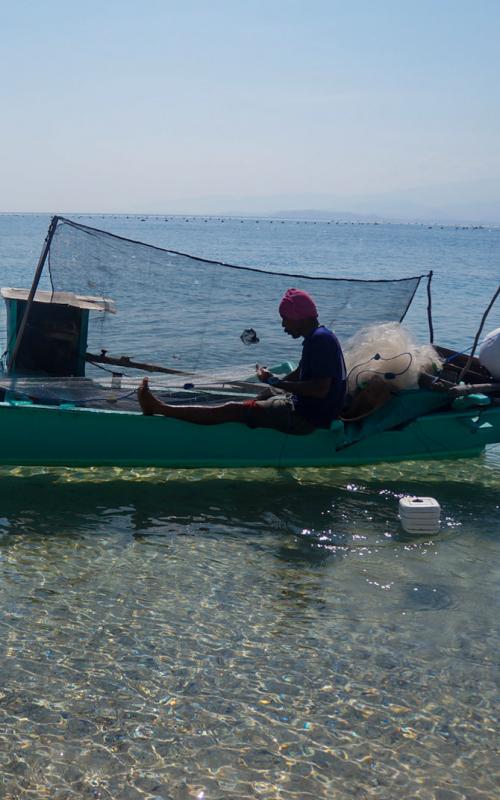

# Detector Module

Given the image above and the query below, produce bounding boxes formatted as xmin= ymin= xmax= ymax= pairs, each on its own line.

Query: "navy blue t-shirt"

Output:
xmin=293 ymin=325 xmax=347 ymax=428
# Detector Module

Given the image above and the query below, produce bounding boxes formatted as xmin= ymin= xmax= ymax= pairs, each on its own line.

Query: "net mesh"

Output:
xmin=3 ymin=216 xmax=431 ymax=407
xmin=49 ymin=218 xmax=425 ymax=366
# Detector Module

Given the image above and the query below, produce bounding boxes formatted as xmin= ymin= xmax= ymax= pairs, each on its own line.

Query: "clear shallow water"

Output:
xmin=0 ymin=214 xmax=498 ymax=799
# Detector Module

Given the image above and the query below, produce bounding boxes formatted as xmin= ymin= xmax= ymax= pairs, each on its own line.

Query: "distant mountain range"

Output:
xmin=263 ymin=208 xmax=498 ymax=225
xmin=264 ymin=210 xmax=387 ymax=222
xmin=178 ymin=177 xmax=500 ymax=225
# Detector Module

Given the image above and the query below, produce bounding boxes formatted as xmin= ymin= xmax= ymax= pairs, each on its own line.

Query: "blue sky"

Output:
xmin=1 ymin=0 xmax=499 ymax=218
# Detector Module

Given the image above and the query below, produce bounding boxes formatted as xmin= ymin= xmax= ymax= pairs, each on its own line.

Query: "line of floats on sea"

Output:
xmin=5 ymin=213 xmax=492 ymax=231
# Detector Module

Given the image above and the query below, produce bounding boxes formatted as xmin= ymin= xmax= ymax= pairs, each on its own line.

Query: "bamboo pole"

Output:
xmin=458 ymin=285 xmax=500 ymax=383
xmin=8 ymin=215 xmax=60 ymax=372
xmin=85 ymin=351 xmax=192 ymax=376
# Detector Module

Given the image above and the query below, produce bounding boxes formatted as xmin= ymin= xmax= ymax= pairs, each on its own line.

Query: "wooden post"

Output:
xmin=8 ymin=215 xmax=60 ymax=372
xmin=426 ymin=270 xmax=434 ymax=343
xmin=458 ymin=285 xmax=500 ymax=383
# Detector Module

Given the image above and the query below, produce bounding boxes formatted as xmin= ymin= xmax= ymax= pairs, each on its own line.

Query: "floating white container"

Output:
xmin=399 ymin=496 xmax=441 ymax=534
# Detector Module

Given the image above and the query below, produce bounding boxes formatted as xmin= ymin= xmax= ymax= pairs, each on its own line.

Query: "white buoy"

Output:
xmin=399 ymin=496 xmax=441 ymax=534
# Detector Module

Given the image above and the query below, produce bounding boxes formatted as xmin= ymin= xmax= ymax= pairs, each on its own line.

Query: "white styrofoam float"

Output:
xmin=399 ymin=496 xmax=441 ymax=534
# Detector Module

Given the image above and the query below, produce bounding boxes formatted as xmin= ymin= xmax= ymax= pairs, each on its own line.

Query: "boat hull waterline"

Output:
xmin=2 ymin=399 xmax=498 ymax=469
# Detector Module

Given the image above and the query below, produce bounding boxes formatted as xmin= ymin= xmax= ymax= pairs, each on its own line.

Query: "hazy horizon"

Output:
xmin=3 ymin=183 xmax=499 ymax=226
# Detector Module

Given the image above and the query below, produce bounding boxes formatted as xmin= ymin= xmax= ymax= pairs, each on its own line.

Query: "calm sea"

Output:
xmin=0 ymin=213 xmax=498 ymax=799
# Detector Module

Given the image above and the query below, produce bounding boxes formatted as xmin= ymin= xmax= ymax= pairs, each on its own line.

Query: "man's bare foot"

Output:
xmin=137 ymin=378 xmax=161 ymax=416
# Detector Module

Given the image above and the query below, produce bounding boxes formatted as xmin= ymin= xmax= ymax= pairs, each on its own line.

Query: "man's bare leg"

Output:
xmin=137 ymin=378 xmax=251 ymax=425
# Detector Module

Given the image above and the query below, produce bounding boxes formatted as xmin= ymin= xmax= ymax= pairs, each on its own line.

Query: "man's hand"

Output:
xmin=256 ymin=365 xmax=273 ymax=383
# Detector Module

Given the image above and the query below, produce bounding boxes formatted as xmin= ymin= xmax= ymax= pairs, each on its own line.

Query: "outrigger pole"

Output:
xmin=85 ymin=350 xmax=192 ymax=376
xmin=8 ymin=215 xmax=60 ymax=372
xmin=458 ymin=283 xmax=500 ymax=383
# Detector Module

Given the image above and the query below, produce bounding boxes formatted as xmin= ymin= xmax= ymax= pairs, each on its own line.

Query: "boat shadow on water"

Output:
xmin=0 ymin=468 xmax=497 ymax=550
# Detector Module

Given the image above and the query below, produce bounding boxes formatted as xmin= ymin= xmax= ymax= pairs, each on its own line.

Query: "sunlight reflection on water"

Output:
xmin=0 ymin=449 xmax=498 ymax=797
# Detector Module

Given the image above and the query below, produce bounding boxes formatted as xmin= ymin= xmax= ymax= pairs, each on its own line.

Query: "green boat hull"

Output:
xmin=0 ymin=389 xmax=499 ymax=468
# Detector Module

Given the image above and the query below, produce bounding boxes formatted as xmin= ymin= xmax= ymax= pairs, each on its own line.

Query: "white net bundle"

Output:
xmin=343 ymin=322 xmax=443 ymax=394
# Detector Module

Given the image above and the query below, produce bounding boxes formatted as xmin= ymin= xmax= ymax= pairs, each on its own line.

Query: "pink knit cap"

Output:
xmin=279 ymin=288 xmax=318 ymax=320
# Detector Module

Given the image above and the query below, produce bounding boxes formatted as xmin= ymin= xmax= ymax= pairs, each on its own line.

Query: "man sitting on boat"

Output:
xmin=137 ymin=288 xmax=347 ymax=435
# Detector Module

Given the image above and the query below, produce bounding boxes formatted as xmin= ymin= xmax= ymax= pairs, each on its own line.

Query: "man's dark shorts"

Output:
xmin=243 ymin=393 xmax=316 ymax=435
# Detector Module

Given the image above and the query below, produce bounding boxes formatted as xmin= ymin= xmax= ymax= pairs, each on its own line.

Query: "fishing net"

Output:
xmin=343 ymin=322 xmax=443 ymax=393
xmin=2 ymin=216 xmax=433 ymax=407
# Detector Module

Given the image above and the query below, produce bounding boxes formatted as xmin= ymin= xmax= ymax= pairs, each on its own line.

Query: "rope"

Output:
xmin=346 ymin=351 xmax=413 ymax=389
